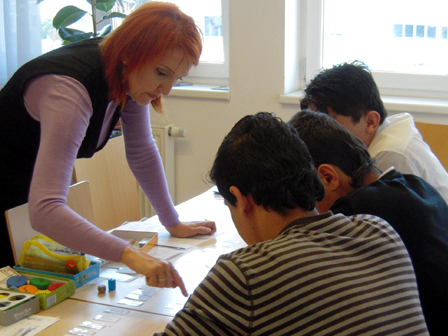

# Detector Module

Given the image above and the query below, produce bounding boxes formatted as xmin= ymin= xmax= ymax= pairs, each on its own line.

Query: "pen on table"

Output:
xmin=11 ymin=327 xmax=32 ymax=336
xmin=155 ymin=244 xmax=186 ymax=250
xmin=21 ymin=327 xmax=32 ymax=336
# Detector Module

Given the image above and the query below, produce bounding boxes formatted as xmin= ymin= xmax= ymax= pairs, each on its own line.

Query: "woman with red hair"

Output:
xmin=0 ymin=2 xmax=215 ymax=295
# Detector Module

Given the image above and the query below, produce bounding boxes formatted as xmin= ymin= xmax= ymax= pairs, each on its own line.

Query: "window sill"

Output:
xmin=280 ymin=91 xmax=448 ymax=116
xmin=381 ymin=96 xmax=448 ymax=115
xmin=169 ymin=84 xmax=230 ymax=101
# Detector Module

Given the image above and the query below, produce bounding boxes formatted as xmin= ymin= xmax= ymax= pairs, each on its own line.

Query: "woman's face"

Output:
xmin=127 ymin=49 xmax=191 ymax=106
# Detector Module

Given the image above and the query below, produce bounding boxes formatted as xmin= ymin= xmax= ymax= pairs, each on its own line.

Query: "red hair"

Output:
xmin=101 ymin=1 xmax=202 ymax=112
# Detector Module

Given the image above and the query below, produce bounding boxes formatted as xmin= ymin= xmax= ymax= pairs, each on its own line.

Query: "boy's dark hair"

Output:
xmin=300 ymin=61 xmax=388 ymax=124
xmin=288 ymin=110 xmax=379 ymax=188
xmin=209 ymin=112 xmax=324 ymax=214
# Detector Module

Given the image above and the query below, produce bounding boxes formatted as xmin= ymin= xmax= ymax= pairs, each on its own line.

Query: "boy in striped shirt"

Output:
xmin=156 ymin=112 xmax=427 ymax=336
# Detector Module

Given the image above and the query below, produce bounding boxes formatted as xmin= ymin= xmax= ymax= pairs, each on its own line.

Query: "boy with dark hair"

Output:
xmin=289 ymin=110 xmax=448 ymax=336
xmin=301 ymin=61 xmax=448 ymax=203
xmin=156 ymin=112 xmax=428 ymax=336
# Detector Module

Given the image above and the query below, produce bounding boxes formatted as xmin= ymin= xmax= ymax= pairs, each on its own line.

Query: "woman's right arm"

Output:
xmin=24 ymin=75 xmax=186 ymax=294
xmin=120 ymin=246 xmax=187 ymax=296
xmin=25 ymin=75 xmax=128 ymax=261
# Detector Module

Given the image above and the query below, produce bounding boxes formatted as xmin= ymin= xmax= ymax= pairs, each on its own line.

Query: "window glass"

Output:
xmin=322 ymin=0 xmax=448 ymax=76
xmin=416 ymin=25 xmax=425 ymax=38
xmin=427 ymin=25 xmax=436 ymax=39
xmin=158 ymin=0 xmax=224 ymax=64
xmin=404 ymin=24 xmax=414 ymax=37
xmin=38 ymin=0 xmax=227 ymax=82
xmin=39 ymin=0 xmax=92 ymax=53
xmin=442 ymin=27 xmax=448 ymax=40
xmin=39 ymin=0 xmax=224 ymax=65
xmin=393 ymin=24 xmax=403 ymax=37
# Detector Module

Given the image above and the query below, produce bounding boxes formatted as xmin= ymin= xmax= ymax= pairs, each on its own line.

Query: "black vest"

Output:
xmin=0 ymin=38 xmax=121 ymax=210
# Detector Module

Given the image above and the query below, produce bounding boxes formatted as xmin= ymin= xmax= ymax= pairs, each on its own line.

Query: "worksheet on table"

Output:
xmin=113 ymin=220 xmax=221 ymax=250
xmin=0 ymin=315 xmax=59 ymax=336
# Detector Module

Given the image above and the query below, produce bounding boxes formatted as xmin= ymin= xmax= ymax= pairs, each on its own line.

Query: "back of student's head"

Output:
xmin=209 ymin=112 xmax=324 ymax=214
xmin=288 ymin=110 xmax=377 ymax=188
xmin=300 ymin=61 xmax=388 ymax=124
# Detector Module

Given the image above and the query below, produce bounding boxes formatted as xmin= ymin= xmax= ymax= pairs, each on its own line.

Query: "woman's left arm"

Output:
xmin=120 ymin=100 xmax=216 ymax=237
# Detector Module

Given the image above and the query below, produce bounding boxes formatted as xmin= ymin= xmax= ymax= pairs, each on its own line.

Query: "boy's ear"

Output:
xmin=317 ymin=164 xmax=340 ymax=191
xmin=365 ymin=110 xmax=381 ymax=134
xmin=229 ymin=186 xmax=254 ymax=216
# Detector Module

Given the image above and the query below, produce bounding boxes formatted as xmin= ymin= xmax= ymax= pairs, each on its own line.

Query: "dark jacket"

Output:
xmin=331 ymin=169 xmax=448 ymax=336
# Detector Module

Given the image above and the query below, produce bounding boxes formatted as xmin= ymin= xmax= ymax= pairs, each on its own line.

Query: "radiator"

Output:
xmin=138 ymin=124 xmax=178 ymax=218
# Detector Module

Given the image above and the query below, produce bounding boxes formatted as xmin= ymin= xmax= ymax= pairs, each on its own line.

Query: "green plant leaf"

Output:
xmin=86 ymin=0 xmax=116 ymax=13
xmin=97 ymin=0 xmax=116 ymax=13
xmin=102 ymin=12 xmax=127 ymax=20
xmin=58 ymin=27 xmax=86 ymax=39
xmin=36 ymin=0 xmax=45 ymax=4
xmin=59 ymin=29 xmax=93 ymax=43
xmin=65 ymin=33 xmax=94 ymax=42
xmin=53 ymin=6 xmax=88 ymax=29
xmin=98 ymin=11 xmax=127 ymax=24
xmin=98 ymin=24 xmax=112 ymax=37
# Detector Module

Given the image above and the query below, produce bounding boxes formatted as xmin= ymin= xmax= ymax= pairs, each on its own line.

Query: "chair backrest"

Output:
xmin=415 ymin=122 xmax=448 ymax=171
xmin=5 ymin=180 xmax=95 ymax=264
xmin=73 ymin=135 xmax=141 ymax=230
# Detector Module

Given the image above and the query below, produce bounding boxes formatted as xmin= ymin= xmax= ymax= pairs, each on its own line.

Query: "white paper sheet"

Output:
xmin=0 ymin=315 xmax=59 ymax=336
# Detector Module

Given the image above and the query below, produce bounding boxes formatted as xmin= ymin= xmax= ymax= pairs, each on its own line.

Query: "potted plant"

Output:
xmin=36 ymin=0 xmax=128 ymax=44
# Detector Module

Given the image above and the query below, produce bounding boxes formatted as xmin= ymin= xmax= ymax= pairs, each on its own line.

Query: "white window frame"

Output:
xmin=184 ymin=0 xmax=229 ymax=85
xmin=304 ymin=0 xmax=448 ymax=100
xmin=111 ymin=0 xmax=229 ymax=86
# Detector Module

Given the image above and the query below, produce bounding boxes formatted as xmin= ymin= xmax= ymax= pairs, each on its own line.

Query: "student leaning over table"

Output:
xmin=154 ymin=112 xmax=428 ymax=336
xmin=300 ymin=60 xmax=448 ymax=204
xmin=289 ymin=110 xmax=448 ymax=336
xmin=0 ymin=2 xmax=216 ymax=295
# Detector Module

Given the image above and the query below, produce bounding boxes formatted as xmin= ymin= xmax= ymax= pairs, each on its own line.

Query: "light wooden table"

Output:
xmin=37 ymin=299 xmax=172 ymax=335
xmin=34 ymin=188 xmax=246 ymax=335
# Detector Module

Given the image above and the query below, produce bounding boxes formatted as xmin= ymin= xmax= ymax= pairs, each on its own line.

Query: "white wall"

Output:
xmin=150 ymin=0 xmax=300 ymax=204
xmin=151 ymin=0 xmax=448 ymax=206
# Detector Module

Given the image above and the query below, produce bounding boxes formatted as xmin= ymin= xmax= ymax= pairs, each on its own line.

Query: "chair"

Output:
xmin=415 ymin=122 xmax=448 ymax=171
xmin=73 ymin=135 xmax=141 ymax=230
xmin=5 ymin=180 xmax=95 ymax=265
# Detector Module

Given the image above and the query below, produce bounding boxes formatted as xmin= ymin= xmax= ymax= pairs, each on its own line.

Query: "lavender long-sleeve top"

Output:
xmin=24 ymin=74 xmax=179 ymax=262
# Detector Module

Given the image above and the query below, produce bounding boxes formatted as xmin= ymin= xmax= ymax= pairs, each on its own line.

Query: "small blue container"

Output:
xmin=108 ymin=278 xmax=116 ymax=291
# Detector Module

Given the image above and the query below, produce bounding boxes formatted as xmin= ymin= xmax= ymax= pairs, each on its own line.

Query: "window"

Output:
xmin=393 ymin=24 xmax=403 ymax=38
xmin=0 ymin=1 xmax=42 ymax=86
xmin=442 ymin=27 xmax=448 ymax=40
xmin=205 ymin=16 xmax=222 ymax=37
xmin=0 ymin=0 xmax=228 ymax=87
xmin=113 ymin=0 xmax=229 ymax=84
xmin=404 ymin=24 xmax=414 ymax=37
xmin=157 ymin=0 xmax=229 ymax=84
xmin=427 ymin=25 xmax=436 ymax=39
xmin=304 ymin=0 xmax=448 ymax=99
xmin=416 ymin=25 xmax=425 ymax=38
xmin=39 ymin=0 xmax=93 ymax=54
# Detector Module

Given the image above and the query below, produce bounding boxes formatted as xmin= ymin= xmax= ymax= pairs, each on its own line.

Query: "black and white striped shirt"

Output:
xmin=156 ymin=212 xmax=428 ymax=335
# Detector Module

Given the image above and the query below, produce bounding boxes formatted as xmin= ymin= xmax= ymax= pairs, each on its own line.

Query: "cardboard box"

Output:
xmin=110 ymin=230 xmax=158 ymax=253
xmin=14 ymin=261 xmax=100 ymax=289
xmin=14 ymin=271 xmax=75 ymax=310
xmin=0 ymin=290 xmax=40 ymax=326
